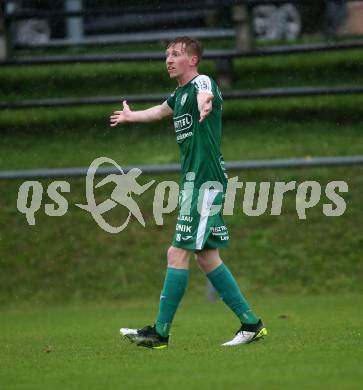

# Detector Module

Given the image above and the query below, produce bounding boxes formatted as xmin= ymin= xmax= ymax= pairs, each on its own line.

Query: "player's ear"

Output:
xmin=190 ymin=55 xmax=198 ymax=66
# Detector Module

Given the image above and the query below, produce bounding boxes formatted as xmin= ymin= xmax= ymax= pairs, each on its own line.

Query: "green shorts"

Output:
xmin=172 ymin=187 xmax=229 ymax=251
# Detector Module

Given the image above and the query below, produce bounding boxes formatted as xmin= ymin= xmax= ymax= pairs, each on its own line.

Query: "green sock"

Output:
xmin=155 ymin=267 xmax=189 ymax=337
xmin=207 ymin=263 xmax=258 ymax=324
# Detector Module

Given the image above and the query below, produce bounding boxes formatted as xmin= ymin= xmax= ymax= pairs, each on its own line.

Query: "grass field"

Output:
xmin=1 ymin=164 xmax=362 ymax=304
xmin=1 ymin=295 xmax=362 ymax=389
xmin=1 ymin=97 xmax=362 ymax=302
xmin=1 ymin=96 xmax=363 ymax=169
xmin=1 ymin=38 xmax=363 ymax=390
xmin=1 ymin=48 xmax=363 ymax=102
xmin=0 ymin=47 xmax=362 ymax=305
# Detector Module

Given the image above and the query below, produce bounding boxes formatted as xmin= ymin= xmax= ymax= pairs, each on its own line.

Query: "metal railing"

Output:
xmin=2 ymin=40 xmax=363 ymax=66
xmin=2 ymin=85 xmax=363 ymax=110
xmin=2 ymin=0 xmax=359 ymax=63
xmin=2 ymin=1 xmax=317 ymax=20
xmin=5 ymin=0 xmax=361 ymax=21
xmin=1 ymin=156 xmax=363 ymax=180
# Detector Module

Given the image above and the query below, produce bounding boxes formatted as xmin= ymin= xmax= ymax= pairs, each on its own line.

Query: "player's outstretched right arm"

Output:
xmin=110 ymin=100 xmax=173 ymax=127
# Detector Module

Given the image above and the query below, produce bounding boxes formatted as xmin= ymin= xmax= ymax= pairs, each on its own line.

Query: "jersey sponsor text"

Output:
xmin=173 ymin=114 xmax=193 ymax=132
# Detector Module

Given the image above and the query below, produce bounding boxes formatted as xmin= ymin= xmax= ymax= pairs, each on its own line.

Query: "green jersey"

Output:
xmin=167 ymin=75 xmax=227 ymax=189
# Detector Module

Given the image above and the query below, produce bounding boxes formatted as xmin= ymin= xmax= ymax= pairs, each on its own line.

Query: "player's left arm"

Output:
xmin=194 ymin=75 xmax=214 ymax=123
xmin=197 ymin=92 xmax=214 ymax=123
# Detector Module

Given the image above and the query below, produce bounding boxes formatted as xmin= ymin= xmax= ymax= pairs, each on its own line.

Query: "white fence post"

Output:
xmin=231 ymin=4 xmax=252 ymax=51
xmin=65 ymin=0 xmax=83 ymax=41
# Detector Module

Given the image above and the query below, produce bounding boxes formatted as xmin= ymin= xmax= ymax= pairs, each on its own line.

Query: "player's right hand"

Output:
xmin=110 ymin=100 xmax=132 ymax=127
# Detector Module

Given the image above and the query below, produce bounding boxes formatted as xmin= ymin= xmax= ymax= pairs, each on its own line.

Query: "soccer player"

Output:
xmin=110 ymin=37 xmax=267 ymax=348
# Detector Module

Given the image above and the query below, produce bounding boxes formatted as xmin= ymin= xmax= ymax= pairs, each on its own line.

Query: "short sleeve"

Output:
xmin=193 ymin=75 xmax=213 ymax=95
xmin=167 ymin=90 xmax=177 ymax=110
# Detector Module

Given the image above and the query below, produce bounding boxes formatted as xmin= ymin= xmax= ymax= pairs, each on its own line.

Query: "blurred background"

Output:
xmin=1 ymin=2 xmax=363 ymax=388
xmin=2 ymin=0 xmax=363 ymax=49
xmin=0 ymin=0 xmax=362 ymax=304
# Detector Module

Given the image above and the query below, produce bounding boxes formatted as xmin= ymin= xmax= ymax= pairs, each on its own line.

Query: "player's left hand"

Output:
xmin=199 ymin=94 xmax=213 ymax=123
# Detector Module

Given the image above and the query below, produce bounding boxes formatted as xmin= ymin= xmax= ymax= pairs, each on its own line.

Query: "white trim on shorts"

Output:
xmin=196 ymin=189 xmax=220 ymax=250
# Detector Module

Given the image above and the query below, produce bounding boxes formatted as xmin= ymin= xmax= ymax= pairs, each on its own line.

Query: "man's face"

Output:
xmin=165 ymin=43 xmax=196 ymax=79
